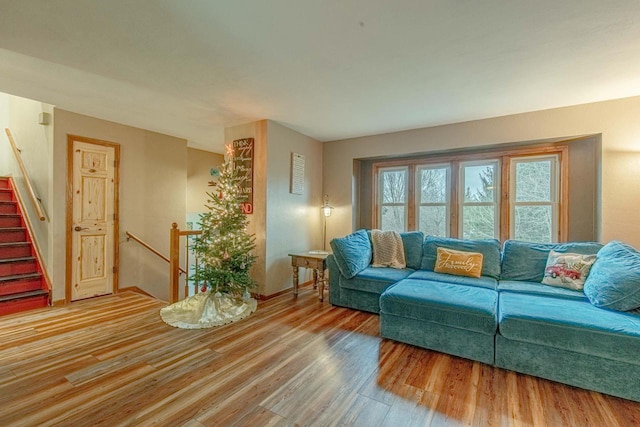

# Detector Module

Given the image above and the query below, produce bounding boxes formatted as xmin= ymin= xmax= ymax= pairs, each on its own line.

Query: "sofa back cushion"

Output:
xmin=584 ymin=240 xmax=640 ymax=311
xmin=421 ymin=236 xmax=501 ymax=279
xmin=330 ymin=230 xmax=372 ymax=279
xmin=501 ymin=240 xmax=603 ymax=282
xmin=400 ymin=231 xmax=424 ymax=270
xmin=367 ymin=230 xmax=424 ymax=270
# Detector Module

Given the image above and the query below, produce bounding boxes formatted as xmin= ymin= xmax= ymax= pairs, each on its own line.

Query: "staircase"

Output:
xmin=0 ymin=177 xmax=50 ymax=316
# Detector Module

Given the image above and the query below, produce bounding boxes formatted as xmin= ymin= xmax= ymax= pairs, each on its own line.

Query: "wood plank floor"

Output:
xmin=0 ymin=288 xmax=638 ymax=427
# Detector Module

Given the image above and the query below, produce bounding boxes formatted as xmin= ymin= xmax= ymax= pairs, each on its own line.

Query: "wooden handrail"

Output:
xmin=126 ymin=230 xmax=187 ymax=275
xmin=169 ymin=223 xmax=202 ymax=303
xmin=4 ymin=128 xmax=46 ymax=221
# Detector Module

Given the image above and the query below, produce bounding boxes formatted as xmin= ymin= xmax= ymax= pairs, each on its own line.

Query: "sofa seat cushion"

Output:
xmin=340 ymin=266 xmax=415 ymax=295
xmin=380 ymin=279 xmax=498 ymax=335
xmin=408 ymin=270 xmax=497 ymax=290
xmin=498 ymin=280 xmax=587 ymax=301
xmin=499 ymin=293 xmax=640 ymax=366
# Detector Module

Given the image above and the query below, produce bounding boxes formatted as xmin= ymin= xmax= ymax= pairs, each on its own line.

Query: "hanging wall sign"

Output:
xmin=232 ymin=138 xmax=254 ymax=214
xmin=290 ymin=152 xmax=305 ymax=195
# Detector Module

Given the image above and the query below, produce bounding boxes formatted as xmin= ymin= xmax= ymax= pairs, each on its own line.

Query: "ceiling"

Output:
xmin=1 ymin=1 xmax=640 ymax=153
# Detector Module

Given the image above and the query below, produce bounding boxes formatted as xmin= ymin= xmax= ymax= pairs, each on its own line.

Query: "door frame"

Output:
xmin=65 ymin=134 xmax=120 ymax=304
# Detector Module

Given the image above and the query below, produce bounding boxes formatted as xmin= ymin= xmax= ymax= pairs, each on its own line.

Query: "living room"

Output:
xmin=1 ymin=1 xmax=640 ymax=425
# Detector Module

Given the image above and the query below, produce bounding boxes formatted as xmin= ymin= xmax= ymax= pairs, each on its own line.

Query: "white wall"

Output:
xmin=53 ymin=109 xmax=188 ymax=302
xmin=324 ymin=95 xmax=640 ymax=248
xmin=0 ymin=94 xmax=54 ymax=273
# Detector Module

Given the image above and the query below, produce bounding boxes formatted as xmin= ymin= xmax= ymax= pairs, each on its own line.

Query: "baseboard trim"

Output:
xmin=254 ymin=280 xmax=314 ymax=300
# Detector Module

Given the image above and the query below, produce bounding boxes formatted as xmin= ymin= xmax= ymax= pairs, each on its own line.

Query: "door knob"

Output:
xmin=74 ymin=226 xmax=89 ymax=231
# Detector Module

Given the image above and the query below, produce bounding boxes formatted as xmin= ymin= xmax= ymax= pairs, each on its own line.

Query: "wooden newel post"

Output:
xmin=169 ymin=222 xmax=180 ymax=303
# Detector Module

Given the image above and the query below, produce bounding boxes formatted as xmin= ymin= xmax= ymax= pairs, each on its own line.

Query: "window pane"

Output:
xmin=381 ymin=206 xmax=405 ymax=233
xmin=515 ymin=206 xmax=552 ymax=243
xmin=464 ymin=164 xmax=496 ymax=202
xmin=516 ymin=160 xmax=551 ymax=202
xmin=419 ymin=206 xmax=447 ymax=237
xmin=462 ymin=206 xmax=494 ymax=239
xmin=382 ymin=170 xmax=406 ymax=203
xmin=420 ymin=167 xmax=447 ymax=203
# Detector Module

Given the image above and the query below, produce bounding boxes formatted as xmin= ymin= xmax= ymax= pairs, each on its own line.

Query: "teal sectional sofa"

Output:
xmin=328 ymin=231 xmax=640 ymax=402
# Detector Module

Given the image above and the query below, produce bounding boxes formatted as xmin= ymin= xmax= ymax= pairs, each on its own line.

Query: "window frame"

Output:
xmin=376 ymin=165 xmax=410 ymax=233
xmin=459 ymin=159 xmax=501 ymax=240
xmin=415 ymin=163 xmax=451 ymax=237
xmin=372 ymin=144 xmax=569 ymax=242
xmin=508 ymin=153 xmax=561 ymax=243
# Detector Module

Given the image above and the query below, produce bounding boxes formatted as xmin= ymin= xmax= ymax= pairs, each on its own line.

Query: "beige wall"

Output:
xmin=187 ymin=148 xmax=224 ymax=214
xmin=265 ymin=121 xmax=323 ymax=296
xmin=324 ymin=95 xmax=640 ymax=248
xmin=224 ymin=121 xmax=268 ymax=292
xmin=224 ymin=120 xmax=323 ymax=297
xmin=0 ymin=94 xmax=10 ymax=172
xmin=53 ymin=109 xmax=188 ymax=302
xmin=0 ymin=94 xmax=54 ymax=271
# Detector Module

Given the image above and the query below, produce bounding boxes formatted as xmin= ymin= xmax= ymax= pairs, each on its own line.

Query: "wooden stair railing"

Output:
xmin=4 ymin=129 xmax=46 ymax=221
xmin=169 ymin=223 xmax=201 ymax=303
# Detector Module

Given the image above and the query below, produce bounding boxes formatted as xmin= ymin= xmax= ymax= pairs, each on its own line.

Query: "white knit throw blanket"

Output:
xmin=371 ymin=229 xmax=406 ymax=269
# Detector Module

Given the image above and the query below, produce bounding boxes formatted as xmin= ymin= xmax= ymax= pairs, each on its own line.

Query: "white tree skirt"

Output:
xmin=160 ymin=291 xmax=257 ymax=329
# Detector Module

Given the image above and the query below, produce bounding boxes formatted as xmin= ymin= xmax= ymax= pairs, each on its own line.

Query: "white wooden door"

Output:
xmin=71 ymin=140 xmax=116 ymax=301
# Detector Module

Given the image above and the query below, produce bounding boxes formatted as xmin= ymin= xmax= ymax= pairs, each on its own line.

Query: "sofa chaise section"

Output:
xmin=380 ymin=279 xmax=498 ymax=364
xmin=496 ymin=292 xmax=640 ymax=402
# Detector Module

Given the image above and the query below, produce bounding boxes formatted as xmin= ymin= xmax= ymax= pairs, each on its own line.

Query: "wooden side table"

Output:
xmin=288 ymin=252 xmax=330 ymax=301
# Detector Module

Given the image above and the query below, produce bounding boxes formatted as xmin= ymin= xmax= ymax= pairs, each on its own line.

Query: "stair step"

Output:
xmin=0 ymin=242 xmax=32 ymax=258
xmin=0 ymin=214 xmax=21 ymax=228
xmin=0 ymin=178 xmax=8 ymax=189
xmin=0 ymin=289 xmax=48 ymax=303
xmin=0 ymin=227 xmax=27 ymax=243
xmin=0 ymin=290 xmax=49 ymax=316
xmin=0 ymin=189 xmax=11 ymax=201
xmin=0 ymin=257 xmax=37 ymax=276
xmin=0 ymin=272 xmax=43 ymax=296
xmin=0 ymin=201 xmax=17 ymax=214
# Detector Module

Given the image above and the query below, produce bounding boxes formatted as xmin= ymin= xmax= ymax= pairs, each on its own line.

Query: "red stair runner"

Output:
xmin=0 ymin=177 xmax=50 ymax=316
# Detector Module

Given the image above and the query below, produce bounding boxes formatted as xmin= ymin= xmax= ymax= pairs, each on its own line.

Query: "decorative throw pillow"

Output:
xmin=434 ymin=247 xmax=484 ymax=278
xmin=329 ymin=230 xmax=372 ymax=279
xmin=422 ymin=236 xmax=501 ymax=279
xmin=584 ymin=241 xmax=640 ymax=311
xmin=541 ymin=250 xmax=596 ymax=290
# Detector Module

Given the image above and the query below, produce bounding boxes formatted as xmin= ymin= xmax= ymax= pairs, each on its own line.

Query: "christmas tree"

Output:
xmin=191 ymin=145 xmax=257 ymax=298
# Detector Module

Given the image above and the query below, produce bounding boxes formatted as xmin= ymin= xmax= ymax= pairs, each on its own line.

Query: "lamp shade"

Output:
xmin=321 ymin=194 xmax=333 ymax=217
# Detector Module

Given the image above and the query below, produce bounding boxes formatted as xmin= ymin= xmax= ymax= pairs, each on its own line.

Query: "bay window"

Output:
xmin=373 ymin=146 xmax=567 ymax=242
